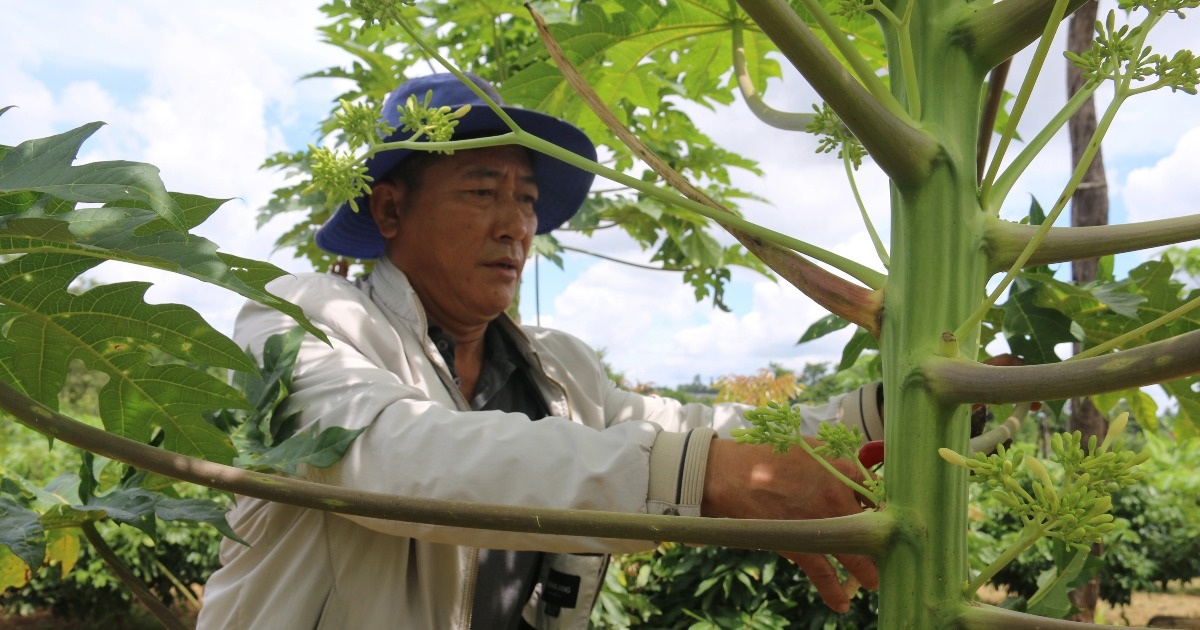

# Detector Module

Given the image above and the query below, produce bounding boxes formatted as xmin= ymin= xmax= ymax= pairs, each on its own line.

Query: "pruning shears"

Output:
xmin=858 ymin=440 xmax=885 ymax=469
xmin=856 ymin=401 xmax=1043 ymax=469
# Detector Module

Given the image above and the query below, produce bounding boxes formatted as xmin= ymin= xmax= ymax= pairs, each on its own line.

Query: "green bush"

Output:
xmin=592 ymin=544 xmax=877 ymax=629
xmin=0 ymin=421 xmax=223 ymax=623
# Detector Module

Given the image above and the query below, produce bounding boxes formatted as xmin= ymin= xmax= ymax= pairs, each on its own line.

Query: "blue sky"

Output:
xmin=3 ymin=2 xmax=1199 ymax=388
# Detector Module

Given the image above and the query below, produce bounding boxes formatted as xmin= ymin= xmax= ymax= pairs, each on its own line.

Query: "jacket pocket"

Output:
xmin=520 ymin=553 xmax=608 ymax=630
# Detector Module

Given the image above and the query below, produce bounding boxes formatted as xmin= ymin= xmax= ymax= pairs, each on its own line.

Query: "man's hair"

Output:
xmin=382 ymin=150 xmax=444 ymax=193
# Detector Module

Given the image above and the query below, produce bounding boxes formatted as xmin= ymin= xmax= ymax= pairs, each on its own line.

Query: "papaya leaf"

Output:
xmin=240 ymin=326 xmax=307 ymax=444
xmin=839 ymin=327 xmax=878 ymax=371
xmin=98 ymin=355 xmax=241 ymax=464
xmin=798 ymin=313 xmax=851 ymax=344
xmin=1093 ymin=388 xmax=1158 ymax=433
xmin=1002 ymin=276 xmax=1076 ymax=365
xmin=1162 ymin=378 xmax=1200 ymax=438
xmin=44 ymin=526 xmax=81 ymax=577
xmin=152 ymin=496 xmax=246 ymax=545
xmin=1026 ymin=545 xmax=1094 ymax=618
xmin=0 ymin=543 xmax=30 ymax=591
xmin=0 ymin=253 xmax=245 ymax=463
xmin=0 ymin=122 xmax=185 ymax=232
xmin=241 ymin=424 xmax=367 ymax=477
xmin=0 ymin=496 xmax=45 ymax=571
xmin=1090 ymin=282 xmax=1144 ymax=319
xmin=0 ymin=198 xmax=326 ymax=343
xmin=220 ymin=328 xmax=365 ymax=476
xmin=507 ymin=0 xmax=881 ymax=121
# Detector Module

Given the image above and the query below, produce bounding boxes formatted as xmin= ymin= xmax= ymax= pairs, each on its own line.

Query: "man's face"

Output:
xmin=372 ymin=145 xmax=538 ymax=331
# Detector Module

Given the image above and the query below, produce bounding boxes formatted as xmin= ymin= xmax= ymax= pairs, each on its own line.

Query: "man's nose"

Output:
xmin=494 ymin=192 xmax=536 ymax=240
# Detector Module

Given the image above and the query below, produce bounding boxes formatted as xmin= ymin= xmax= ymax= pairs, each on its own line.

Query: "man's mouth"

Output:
xmin=484 ymin=259 xmax=521 ymax=273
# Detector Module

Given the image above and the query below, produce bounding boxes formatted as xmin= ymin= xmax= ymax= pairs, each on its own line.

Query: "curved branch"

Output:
xmin=82 ymin=521 xmax=187 ymax=630
xmin=956 ymin=602 xmax=1145 ymax=629
xmin=732 ymin=20 xmax=815 ymax=131
xmin=754 ymin=235 xmax=884 ymax=337
xmin=969 ymin=404 xmax=1027 ymax=455
xmin=0 ymin=379 xmax=896 ymax=556
xmin=954 ymin=0 xmax=1092 ymax=71
xmin=735 ymin=0 xmax=938 ymax=187
xmin=925 ymin=329 xmax=1200 ymax=404
xmin=976 ymin=59 xmax=1012 ymax=181
xmin=985 ymin=214 xmax=1200 ymax=274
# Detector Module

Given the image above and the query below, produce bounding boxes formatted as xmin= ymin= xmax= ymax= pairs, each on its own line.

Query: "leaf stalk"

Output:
xmin=731 ymin=20 xmax=815 ymax=131
xmin=985 ymin=213 xmax=1200 ymax=272
xmin=81 ymin=521 xmax=187 ymax=630
xmin=926 ymin=328 xmax=1200 ymax=404
xmin=978 ymin=0 xmax=1073 ymax=204
xmin=736 ymin=0 xmax=938 ymax=186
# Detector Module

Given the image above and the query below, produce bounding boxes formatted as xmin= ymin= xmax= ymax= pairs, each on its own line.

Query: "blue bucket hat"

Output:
xmin=314 ymin=73 xmax=598 ymax=259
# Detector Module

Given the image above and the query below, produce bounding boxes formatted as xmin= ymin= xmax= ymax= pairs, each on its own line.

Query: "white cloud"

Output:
xmin=543 ymin=261 xmax=854 ymax=385
xmin=1124 ymin=125 xmax=1200 ymax=225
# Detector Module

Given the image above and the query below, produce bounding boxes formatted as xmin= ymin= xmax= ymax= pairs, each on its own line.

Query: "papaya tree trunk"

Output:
xmin=1066 ymin=0 xmax=1108 ymax=621
xmin=876 ymin=3 xmax=988 ymax=625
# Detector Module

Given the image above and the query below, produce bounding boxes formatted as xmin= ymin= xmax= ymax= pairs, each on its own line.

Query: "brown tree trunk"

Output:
xmin=1067 ymin=0 xmax=1109 ymax=622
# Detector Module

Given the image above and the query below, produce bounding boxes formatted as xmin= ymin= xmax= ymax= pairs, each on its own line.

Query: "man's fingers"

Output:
xmin=784 ymin=552 xmax=850 ymax=613
xmin=834 ymin=552 xmax=879 ymax=592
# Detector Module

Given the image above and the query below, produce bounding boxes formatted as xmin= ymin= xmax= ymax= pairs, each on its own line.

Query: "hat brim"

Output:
xmin=314 ymin=107 xmax=597 ymax=259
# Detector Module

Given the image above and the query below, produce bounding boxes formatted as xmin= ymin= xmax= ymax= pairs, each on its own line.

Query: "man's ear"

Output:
xmin=368 ymin=181 xmax=406 ymax=239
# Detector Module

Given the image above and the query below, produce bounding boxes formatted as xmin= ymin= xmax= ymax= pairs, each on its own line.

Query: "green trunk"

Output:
xmin=878 ymin=3 xmax=989 ymax=626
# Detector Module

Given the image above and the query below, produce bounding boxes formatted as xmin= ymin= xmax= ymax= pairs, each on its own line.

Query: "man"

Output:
xmin=198 ymin=73 xmax=882 ymax=629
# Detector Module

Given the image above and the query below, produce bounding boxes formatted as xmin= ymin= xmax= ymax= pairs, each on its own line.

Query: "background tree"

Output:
xmin=1066 ymin=0 xmax=1110 ymax=620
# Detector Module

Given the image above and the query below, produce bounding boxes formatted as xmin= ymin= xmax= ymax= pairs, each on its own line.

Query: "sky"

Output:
xmin=3 ymin=2 xmax=1199 ymax=388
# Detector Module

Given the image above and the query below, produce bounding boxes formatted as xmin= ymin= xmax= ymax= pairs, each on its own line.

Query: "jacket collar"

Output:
xmin=364 ymin=257 xmax=534 ymax=354
xmin=364 ymin=257 xmax=573 ymax=420
xmin=364 ymin=257 xmax=428 ymax=333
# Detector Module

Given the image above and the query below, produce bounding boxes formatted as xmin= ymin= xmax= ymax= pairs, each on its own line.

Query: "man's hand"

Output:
xmin=701 ymin=438 xmax=879 ymax=613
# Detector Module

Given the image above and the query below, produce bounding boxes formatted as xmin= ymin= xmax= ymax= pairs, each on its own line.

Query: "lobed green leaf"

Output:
xmin=0 ymin=123 xmax=185 ymax=232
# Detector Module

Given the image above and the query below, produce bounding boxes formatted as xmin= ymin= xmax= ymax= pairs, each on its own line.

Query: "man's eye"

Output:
xmin=468 ymin=189 xmax=495 ymax=197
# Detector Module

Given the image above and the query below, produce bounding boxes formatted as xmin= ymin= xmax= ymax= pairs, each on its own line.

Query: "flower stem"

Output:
xmin=967 ymin=523 xmax=1045 ymax=595
xmin=789 ymin=435 xmax=882 ymax=504
xmin=956 ymin=92 xmax=1126 ymax=340
xmin=845 ymin=151 xmax=889 ymax=268
xmin=978 ymin=0 xmax=1072 ymax=203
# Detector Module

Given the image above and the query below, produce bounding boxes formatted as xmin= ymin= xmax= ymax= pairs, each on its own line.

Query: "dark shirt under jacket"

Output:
xmin=428 ymin=322 xmax=550 ymax=630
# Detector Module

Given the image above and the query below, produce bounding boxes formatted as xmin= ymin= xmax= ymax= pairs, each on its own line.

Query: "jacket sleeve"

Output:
xmin=591 ymin=368 xmax=882 ymax=520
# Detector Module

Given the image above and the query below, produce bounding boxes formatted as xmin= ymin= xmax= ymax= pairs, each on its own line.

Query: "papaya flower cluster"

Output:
xmin=733 ymin=401 xmax=884 ymax=504
xmin=397 ymin=91 xmax=473 ymax=145
xmin=304 ymin=90 xmax=472 ymax=214
xmin=1066 ymin=2 xmax=1199 ymax=94
xmin=805 ymin=103 xmax=867 ymax=170
xmin=939 ymin=413 xmax=1149 ymax=550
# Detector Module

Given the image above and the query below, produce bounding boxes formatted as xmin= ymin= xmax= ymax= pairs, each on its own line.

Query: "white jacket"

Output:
xmin=197 ymin=260 xmax=882 ymax=629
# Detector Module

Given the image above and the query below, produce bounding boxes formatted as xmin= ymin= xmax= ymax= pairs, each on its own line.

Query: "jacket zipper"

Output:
xmin=461 ymin=547 xmax=480 ymax=629
xmin=504 ymin=320 xmax=574 ymax=418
